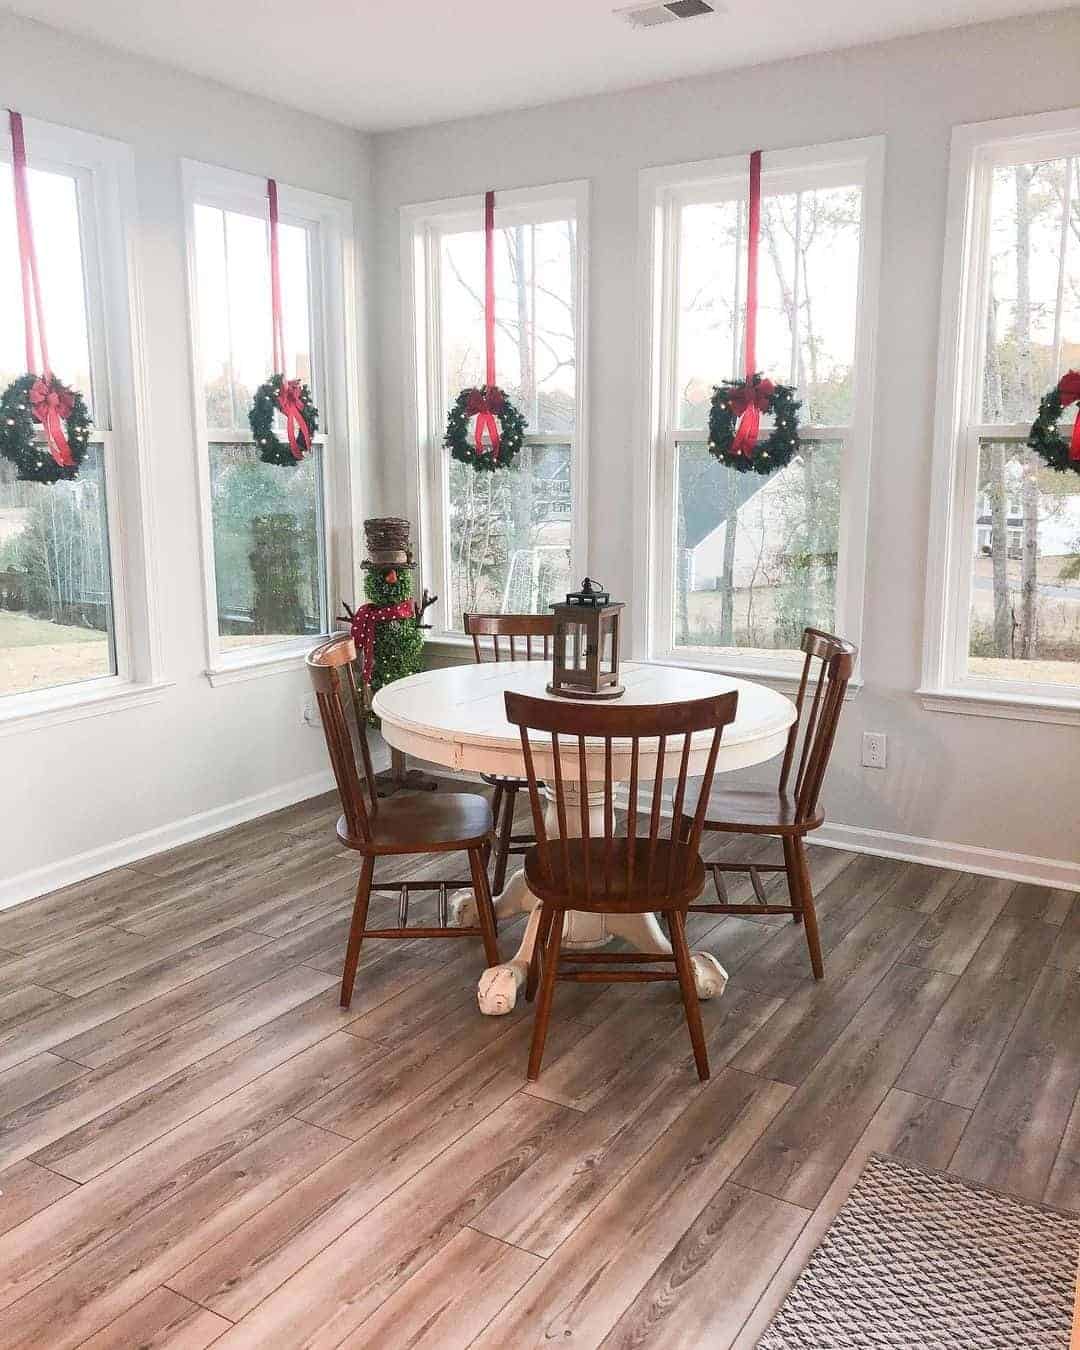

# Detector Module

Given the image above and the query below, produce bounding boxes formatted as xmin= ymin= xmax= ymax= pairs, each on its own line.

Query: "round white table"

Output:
xmin=373 ymin=660 xmax=796 ymax=1015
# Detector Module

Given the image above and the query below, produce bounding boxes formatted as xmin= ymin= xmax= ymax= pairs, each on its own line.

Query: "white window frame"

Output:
xmin=634 ymin=137 xmax=884 ymax=688
xmin=0 ymin=115 xmax=164 ymax=734
xmin=922 ymin=108 xmax=1080 ymax=726
xmin=181 ymin=159 xmax=358 ymax=685
xmin=401 ymin=180 xmax=589 ymax=642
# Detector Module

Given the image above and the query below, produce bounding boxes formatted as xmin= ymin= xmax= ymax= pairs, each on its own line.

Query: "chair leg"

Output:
xmin=340 ymin=856 xmax=375 ymax=1009
xmin=484 ymin=782 xmax=504 ymax=870
xmin=669 ymin=910 xmax=710 ymax=1082
xmin=467 ymin=848 xmax=501 ymax=969
xmin=791 ymin=836 xmax=824 ymax=980
xmin=526 ymin=903 xmax=557 ymax=1003
xmin=492 ymin=785 xmax=517 ymax=897
xmin=527 ymin=906 xmax=564 ymax=1082
xmin=782 ymin=835 xmax=803 ymax=925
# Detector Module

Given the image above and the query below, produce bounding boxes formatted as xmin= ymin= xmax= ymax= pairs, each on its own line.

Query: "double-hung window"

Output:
xmin=638 ymin=139 xmax=883 ymax=679
xmin=403 ymin=182 xmax=588 ymax=637
xmin=0 ymin=117 xmax=158 ymax=724
xmin=924 ymin=109 xmax=1080 ymax=718
xmin=183 ymin=161 xmax=354 ymax=681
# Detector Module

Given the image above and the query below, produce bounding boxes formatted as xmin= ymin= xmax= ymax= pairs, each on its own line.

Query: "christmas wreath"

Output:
xmin=249 ymin=373 xmax=318 ymax=467
xmin=444 ymin=384 xmax=526 ymax=472
xmin=1027 ymin=370 xmax=1080 ymax=476
xmin=0 ymin=373 xmax=92 ymax=484
xmin=708 ymin=374 xmax=801 ymax=475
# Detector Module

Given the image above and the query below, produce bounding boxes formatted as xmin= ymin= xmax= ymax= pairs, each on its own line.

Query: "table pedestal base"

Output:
xmin=448 ymin=783 xmax=729 ymax=1016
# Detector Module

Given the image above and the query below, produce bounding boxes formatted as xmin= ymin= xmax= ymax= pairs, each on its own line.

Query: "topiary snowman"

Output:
xmin=339 ymin=562 xmax=436 ymax=706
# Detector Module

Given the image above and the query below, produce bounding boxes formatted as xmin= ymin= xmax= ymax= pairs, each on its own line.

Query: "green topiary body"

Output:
xmin=364 ymin=565 xmax=425 ymax=701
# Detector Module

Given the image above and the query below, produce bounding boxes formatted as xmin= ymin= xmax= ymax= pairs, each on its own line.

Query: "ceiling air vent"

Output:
xmin=616 ymin=0 xmax=720 ymax=28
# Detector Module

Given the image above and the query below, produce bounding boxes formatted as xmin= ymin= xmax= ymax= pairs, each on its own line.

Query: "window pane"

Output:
xmin=209 ymin=443 xmax=326 ymax=648
xmin=0 ymin=447 xmax=115 ymax=697
xmin=440 ymin=218 xmax=576 ymax=434
xmin=0 ymin=164 xmax=93 ymax=410
xmin=673 ymin=439 xmax=840 ymax=658
xmin=447 ymin=443 xmax=571 ymax=623
xmin=194 ymin=204 xmax=313 ymax=429
xmin=982 ymin=158 xmax=1080 ymax=423
xmin=967 ymin=439 xmax=1080 ymax=686
xmin=675 ymin=184 xmax=862 ymax=430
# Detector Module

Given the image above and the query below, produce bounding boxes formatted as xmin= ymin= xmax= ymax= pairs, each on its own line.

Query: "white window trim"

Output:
xmin=400 ymin=180 xmax=589 ymax=640
xmin=181 ymin=159 xmax=359 ymax=684
xmin=634 ymin=136 xmax=884 ymax=688
xmin=0 ymin=115 xmax=166 ymax=733
xmin=921 ymin=107 xmax=1080 ymax=725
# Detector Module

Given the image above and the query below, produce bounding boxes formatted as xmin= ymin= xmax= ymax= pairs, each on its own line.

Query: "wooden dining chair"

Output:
xmin=307 ymin=635 xmax=500 ymax=1008
xmin=504 ymin=687 xmax=739 ymax=1083
xmin=679 ymin=627 xmax=857 ymax=981
xmin=464 ymin=612 xmax=557 ymax=895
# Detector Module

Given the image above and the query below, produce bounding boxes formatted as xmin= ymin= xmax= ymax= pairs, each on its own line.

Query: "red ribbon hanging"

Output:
xmin=474 ymin=189 xmax=501 ymax=459
xmin=730 ymin=150 xmax=763 ymax=459
xmin=1058 ymin=369 xmax=1080 ymax=462
xmin=9 ymin=110 xmax=74 ymax=469
xmin=267 ymin=179 xmax=313 ymax=460
xmin=350 ymin=599 xmax=414 ymax=683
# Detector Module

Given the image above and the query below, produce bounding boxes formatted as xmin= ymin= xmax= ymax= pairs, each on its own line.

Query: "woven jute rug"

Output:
xmin=758 ymin=1152 xmax=1080 ymax=1349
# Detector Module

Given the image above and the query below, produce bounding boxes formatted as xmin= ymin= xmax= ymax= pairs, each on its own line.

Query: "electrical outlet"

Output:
xmin=862 ymin=732 xmax=887 ymax=769
xmin=300 ymin=696 xmax=319 ymax=728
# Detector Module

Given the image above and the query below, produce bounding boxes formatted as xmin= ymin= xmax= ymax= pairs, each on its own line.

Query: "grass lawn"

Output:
xmin=0 ymin=610 xmax=111 ymax=695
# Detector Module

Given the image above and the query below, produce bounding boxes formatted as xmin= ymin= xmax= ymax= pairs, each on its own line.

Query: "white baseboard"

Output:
xmin=1 ymin=768 xmax=338 ymax=912
xmin=811 ymin=821 xmax=1080 ymax=893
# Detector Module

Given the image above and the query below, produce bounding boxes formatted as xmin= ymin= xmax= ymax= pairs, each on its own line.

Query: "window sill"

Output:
xmin=918 ymin=686 xmax=1080 ymax=727
xmin=206 ymin=638 xmax=329 ymax=687
xmin=0 ymin=677 xmax=172 ymax=737
xmin=640 ymin=654 xmax=863 ymax=700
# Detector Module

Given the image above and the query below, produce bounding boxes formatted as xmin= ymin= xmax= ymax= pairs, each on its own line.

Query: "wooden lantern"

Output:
xmin=547 ymin=578 xmax=625 ymax=699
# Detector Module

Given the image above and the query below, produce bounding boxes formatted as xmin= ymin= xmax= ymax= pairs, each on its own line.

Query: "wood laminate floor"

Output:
xmin=0 ymin=787 xmax=1077 ymax=1347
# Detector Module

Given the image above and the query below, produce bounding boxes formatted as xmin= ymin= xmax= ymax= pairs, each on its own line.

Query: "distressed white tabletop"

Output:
xmin=373 ymin=659 xmax=797 ymax=1016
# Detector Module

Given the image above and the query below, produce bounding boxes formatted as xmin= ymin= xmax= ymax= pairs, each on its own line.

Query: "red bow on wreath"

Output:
xmin=277 ymin=378 xmax=313 ymax=462
xmin=1058 ymin=370 xmax=1080 ymax=462
xmin=729 ymin=377 xmax=775 ymax=457
xmin=29 ymin=376 xmax=75 ymax=468
xmin=350 ymin=599 xmax=414 ymax=683
xmin=465 ymin=386 xmax=505 ymax=456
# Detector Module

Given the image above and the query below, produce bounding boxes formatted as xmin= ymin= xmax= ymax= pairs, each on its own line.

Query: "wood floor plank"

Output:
xmin=0 ymin=928 xmax=272 ymax=1076
xmin=78 ymin=1287 xmax=232 ymax=1350
xmin=901 ymin=872 xmax=1015 ymax=974
xmin=599 ymin=1182 xmax=808 ymax=1349
xmin=1048 ymin=900 xmax=1080 ymax=972
xmin=336 ymin=1227 xmax=541 ymax=1350
xmin=470 ymin=1070 xmax=792 ymax=1350
xmin=731 ymin=962 xmax=956 ymax=1209
xmin=730 ymin=1087 xmax=971 ymax=1350
xmin=0 ymin=1052 xmax=88 ymax=1118
xmin=731 ymin=901 xmax=928 ymax=1084
xmin=169 ymin=1016 xmax=587 ymax=1322
xmin=0 ymin=986 xmax=69 ymax=1039
xmin=898 ymin=913 xmax=1057 ymax=1107
xmin=1002 ymin=882 xmax=1074 ymax=927
xmin=0 ymin=1159 xmax=79 ymax=1236
xmin=0 ymin=1032 xmax=365 ymax=1313
xmin=880 ymin=861 xmax=963 ymax=914
xmin=0 ymin=1118 xmax=346 ymax=1350
xmin=0 ymin=965 xmax=337 ymax=1173
xmin=208 ymin=1092 xmax=574 ymax=1349
xmin=951 ymin=965 xmax=1080 ymax=1203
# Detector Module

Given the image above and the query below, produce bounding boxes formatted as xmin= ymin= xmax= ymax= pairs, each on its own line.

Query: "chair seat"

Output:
xmin=687 ymin=788 xmax=823 ymax=836
xmin=337 ymin=791 xmax=493 ymax=856
xmin=523 ymin=838 xmax=705 ymax=912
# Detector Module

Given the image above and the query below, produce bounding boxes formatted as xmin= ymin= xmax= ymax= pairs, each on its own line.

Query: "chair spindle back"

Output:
xmin=504 ymin=691 xmax=739 ymax=908
xmin=306 ymin=636 xmax=379 ymax=843
xmin=777 ymin=627 xmax=857 ymax=824
xmin=464 ymin=613 xmax=556 ymax=664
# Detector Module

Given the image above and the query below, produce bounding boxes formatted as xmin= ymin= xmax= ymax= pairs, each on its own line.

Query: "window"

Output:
xmin=0 ymin=117 xmax=157 ymax=720
xmin=184 ymin=162 xmax=354 ymax=677
xmin=924 ymin=110 xmax=1080 ymax=714
xmin=639 ymin=140 xmax=883 ymax=677
xmin=404 ymin=183 xmax=587 ymax=637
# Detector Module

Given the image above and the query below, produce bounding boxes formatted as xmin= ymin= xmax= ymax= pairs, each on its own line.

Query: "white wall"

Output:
xmin=1 ymin=12 xmax=376 ymax=903
xmin=371 ymin=10 xmax=1080 ymax=881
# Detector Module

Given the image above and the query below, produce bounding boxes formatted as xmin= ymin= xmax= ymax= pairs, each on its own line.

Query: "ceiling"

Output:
xmin=1 ymin=0 xmax=1071 ymax=132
